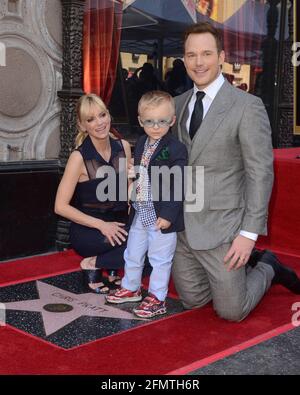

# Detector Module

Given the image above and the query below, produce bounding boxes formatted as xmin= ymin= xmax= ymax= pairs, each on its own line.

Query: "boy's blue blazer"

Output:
xmin=129 ymin=131 xmax=188 ymax=234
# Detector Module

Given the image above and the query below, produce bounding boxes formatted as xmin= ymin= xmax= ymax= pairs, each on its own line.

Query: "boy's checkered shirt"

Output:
xmin=133 ymin=137 xmax=161 ymax=227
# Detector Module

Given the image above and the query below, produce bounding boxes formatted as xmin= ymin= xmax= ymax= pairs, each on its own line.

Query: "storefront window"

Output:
xmin=84 ymin=0 xmax=287 ymax=137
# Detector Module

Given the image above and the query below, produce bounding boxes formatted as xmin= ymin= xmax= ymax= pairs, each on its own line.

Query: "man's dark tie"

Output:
xmin=189 ymin=91 xmax=206 ymax=140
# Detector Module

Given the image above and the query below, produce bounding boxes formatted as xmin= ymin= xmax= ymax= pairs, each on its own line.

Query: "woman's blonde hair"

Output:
xmin=75 ymin=93 xmax=108 ymax=148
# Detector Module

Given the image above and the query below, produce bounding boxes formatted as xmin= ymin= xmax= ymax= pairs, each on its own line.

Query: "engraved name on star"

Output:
xmin=4 ymin=281 xmax=145 ymax=336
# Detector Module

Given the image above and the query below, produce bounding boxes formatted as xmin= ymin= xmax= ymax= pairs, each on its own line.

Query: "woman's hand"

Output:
xmin=127 ymin=158 xmax=136 ymax=179
xmin=97 ymin=221 xmax=128 ymax=247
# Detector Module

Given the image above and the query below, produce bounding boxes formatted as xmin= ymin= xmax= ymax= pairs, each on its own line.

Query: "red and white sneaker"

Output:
xmin=105 ymin=287 xmax=142 ymax=304
xmin=133 ymin=294 xmax=167 ymax=318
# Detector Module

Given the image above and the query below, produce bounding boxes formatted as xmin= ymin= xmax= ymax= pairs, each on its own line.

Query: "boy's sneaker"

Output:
xmin=105 ymin=287 xmax=142 ymax=304
xmin=133 ymin=294 xmax=167 ymax=318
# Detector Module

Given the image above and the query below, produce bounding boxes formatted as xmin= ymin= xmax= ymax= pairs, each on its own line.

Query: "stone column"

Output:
xmin=260 ymin=0 xmax=294 ymax=148
xmin=276 ymin=0 xmax=294 ymax=147
xmin=56 ymin=0 xmax=85 ymax=250
xmin=260 ymin=0 xmax=279 ymax=146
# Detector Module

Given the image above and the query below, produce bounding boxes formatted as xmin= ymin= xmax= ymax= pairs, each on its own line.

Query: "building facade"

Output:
xmin=0 ymin=0 xmax=298 ymax=260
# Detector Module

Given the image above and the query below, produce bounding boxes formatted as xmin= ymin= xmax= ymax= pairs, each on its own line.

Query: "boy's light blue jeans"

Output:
xmin=121 ymin=214 xmax=177 ymax=301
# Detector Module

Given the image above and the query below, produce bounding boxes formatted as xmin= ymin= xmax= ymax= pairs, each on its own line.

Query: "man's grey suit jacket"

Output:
xmin=173 ymin=80 xmax=274 ymax=250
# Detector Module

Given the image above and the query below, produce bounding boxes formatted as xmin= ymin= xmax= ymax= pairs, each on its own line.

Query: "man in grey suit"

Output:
xmin=172 ymin=22 xmax=300 ymax=321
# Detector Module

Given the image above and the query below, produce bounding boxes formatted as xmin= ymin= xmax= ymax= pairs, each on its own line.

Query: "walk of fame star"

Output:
xmin=4 ymin=281 xmax=146 ymax=336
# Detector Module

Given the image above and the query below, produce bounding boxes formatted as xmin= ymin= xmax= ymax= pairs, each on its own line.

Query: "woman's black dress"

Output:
xmin=69 ymin=136 xmax=129 ymax=269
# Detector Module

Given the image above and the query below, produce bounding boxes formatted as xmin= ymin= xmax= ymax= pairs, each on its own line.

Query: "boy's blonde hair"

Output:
xmin=75 ymin=93 xmax=108 ymax=147
xmin=138 ymin=90 xmax=175 ymax=116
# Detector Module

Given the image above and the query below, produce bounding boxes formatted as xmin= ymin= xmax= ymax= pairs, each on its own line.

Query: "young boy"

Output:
xmin=106 ymin=91 xmax=188 ymax=318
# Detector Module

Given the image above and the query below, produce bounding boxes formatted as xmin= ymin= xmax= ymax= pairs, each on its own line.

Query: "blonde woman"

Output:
xmin=55 ymin=94 xmax=131 ymax=293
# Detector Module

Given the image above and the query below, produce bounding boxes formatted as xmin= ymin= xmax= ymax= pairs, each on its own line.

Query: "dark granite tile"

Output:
xmin=189 ymin=327 xmax=300 ymax=375
xmin=0 ymin=271 xmax=184 ymax=349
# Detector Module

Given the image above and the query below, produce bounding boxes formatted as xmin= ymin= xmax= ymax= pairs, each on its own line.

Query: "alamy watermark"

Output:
xmin=95 ymin=159 xmax=205 ymax=213
xmin=0 ymin=41 xmax=6 ymax=67
xmin=0 ymin=303 xmax=6 ymax=326
xmin=292 ymin=42 xmax=300 ymax=67
xmin=291 ymin=302 xmax=300 ymax=327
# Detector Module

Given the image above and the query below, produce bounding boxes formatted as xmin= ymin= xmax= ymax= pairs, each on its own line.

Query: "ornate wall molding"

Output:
xmin=34 ymin=109 xmax=61 ymax=160
xmin=0 ymin=26 xmax=54 ymax=132
xmin=0 ymin=0 xmax=62 ymax=161
xmin=0 ymin=0 xmax=24 ymax=22
xmin=32 ymin=0 xmax=63 ymax=64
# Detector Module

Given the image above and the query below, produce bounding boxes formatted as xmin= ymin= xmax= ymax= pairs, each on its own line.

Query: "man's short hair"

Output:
xmin=184 ymin=22 xmax=223 ymax=54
